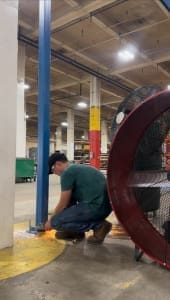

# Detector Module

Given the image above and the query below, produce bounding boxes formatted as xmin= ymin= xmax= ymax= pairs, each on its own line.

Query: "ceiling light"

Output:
xmin=81 ymin=135 xmax=85 ymax=139
xmin=78 ymin=102 xmax=87 ymax=108
xmin=167 ymin=85 xmax=170 ymax=90
xmin=118 ymin=50 xmax=135 ymax=61
xmin=25 ymin=114 xmax=29 ymax=119
xmin=23 ymin=84 xmax=30 ymax=90
xmin=61 ymin=122 xmax=68 ymax=127
xmin=18 ymin=82 xmax=30 ymax=90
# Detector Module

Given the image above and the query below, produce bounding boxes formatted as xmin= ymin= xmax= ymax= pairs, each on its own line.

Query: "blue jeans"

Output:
xmin=51 ymin=202 xmax=110 ymax=233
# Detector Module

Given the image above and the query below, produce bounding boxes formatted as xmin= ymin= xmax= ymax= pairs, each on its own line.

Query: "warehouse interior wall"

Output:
xmin=16 ymin=44 xmax=26 ymax=158
xmin=0 ymin=0 xmax=18 ymax=249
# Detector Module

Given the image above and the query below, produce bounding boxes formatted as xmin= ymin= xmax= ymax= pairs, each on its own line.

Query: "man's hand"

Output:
xmin=44 ymin=219 xmax=52 ymax=231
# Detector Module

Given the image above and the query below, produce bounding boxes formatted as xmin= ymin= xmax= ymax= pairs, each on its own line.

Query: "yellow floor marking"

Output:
xmin=115 ymin=277 xmax=140 ymax=289
xmin=0 ymin=215 xmax=129 ymax=281
xmin=109 ymin=224 xmax=130 ymax=239
xmin=0 ymin=224 xmax=65 ymax=281
xmin=107 ymin=214 xmax=129 ymax=239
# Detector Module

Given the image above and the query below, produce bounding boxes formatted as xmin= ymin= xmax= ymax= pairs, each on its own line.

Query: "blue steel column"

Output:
xmin=36 ymin=0 xmax=51 ymax=226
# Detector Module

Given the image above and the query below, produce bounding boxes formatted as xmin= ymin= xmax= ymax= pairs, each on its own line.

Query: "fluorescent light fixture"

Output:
xmin=167 ymin=85 xmax=170 ymax=90
xmin=61 ymin=122 xmax=68 ymax=127
xmin=118 ymin=49 xmax=135 ymax=61
xmin=18 ymin=82 xmax=30 ymax=90
xmin=23 ymin=84 xmax=30 ymax=90
xmin=78 ymin=101 xmax=87 ymax=108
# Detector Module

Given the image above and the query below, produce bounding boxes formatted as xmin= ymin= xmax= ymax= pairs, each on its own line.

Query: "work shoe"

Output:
xmin=87 ymin=220 xmax=112 ymax=244
xmin=55 ymin=231 xmax=85 ymax=240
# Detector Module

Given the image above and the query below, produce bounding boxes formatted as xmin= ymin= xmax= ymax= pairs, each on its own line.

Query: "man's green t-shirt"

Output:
xmin=61 ymin=164 xmax=111 ymax=217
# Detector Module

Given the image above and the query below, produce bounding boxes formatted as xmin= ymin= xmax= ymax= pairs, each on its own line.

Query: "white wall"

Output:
xmin=0 ymin=0 xmax=18 ymax=249
xmin=16 ymin=44 xmax=26 ymax=158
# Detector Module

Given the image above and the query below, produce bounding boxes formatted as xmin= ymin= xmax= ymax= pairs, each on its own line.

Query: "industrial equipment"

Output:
xmin=107 ymin=87 xmax=170 ymax=268
xmin=16 ymin=158 xmax=35 ymax=182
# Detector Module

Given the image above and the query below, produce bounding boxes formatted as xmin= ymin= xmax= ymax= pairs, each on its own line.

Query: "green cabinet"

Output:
xmin=16 ymin=158 xmax=35 ymax=181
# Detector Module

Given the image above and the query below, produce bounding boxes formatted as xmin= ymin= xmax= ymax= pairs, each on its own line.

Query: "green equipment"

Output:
xmin=16 ymin=158 xmax=35 ymax=182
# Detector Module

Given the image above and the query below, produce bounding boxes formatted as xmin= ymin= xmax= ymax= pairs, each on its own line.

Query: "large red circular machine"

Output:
xmin=107 ymin=90 xmax=170 ymax=268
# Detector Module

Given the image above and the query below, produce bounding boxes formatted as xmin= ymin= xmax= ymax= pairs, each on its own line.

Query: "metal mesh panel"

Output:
xmin=111 ymin=85 xmax=162 ymax=137
xmin=149 ymin=190 xmax=170 ymax=240
xmin=132 ymin=110 xmax=170 ymax=242
xmin=129 ymin=184 xmax=170 ymax=240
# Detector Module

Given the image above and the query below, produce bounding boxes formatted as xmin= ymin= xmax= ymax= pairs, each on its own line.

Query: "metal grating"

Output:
xmin=132 ymin=108 xmax=170 ymax=242
xmin=150 ymin=191 xmax=170 ymax=240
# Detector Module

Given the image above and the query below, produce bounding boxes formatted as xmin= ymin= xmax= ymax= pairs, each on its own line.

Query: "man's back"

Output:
xmin=61 ymin=164 xmax=111 ymax=216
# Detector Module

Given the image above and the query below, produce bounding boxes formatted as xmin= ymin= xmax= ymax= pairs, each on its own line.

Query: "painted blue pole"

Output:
xmin=36 ymin=0 xmax=51 ymax=227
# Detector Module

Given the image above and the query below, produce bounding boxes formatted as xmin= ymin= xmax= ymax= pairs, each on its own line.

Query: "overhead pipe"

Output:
xmin=18 ymin=33 xmax=132 ymax=93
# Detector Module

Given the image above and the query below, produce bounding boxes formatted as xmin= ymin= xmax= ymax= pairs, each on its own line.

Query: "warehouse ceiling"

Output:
xmin=18 ymin=0 xmax=170 ymax=142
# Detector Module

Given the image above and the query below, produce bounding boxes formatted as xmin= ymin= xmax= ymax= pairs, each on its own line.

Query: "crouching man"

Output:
xmin=45 ymin=151 xmax=112 ymax=243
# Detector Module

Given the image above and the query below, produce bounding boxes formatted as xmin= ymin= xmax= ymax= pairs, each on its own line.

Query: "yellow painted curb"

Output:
xmin=0 ymin=224 xmax=65 ymax=281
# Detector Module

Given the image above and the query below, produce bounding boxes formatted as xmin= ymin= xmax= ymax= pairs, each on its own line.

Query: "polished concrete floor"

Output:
xmin=14 ymin=175 xmax=60 ymax=223
xmin=0 ymin=176 xmax=170 ymax=300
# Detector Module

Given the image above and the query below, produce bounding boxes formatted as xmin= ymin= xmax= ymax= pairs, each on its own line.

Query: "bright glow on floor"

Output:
xmin=0 ymin=224 xmax=65 ymax=281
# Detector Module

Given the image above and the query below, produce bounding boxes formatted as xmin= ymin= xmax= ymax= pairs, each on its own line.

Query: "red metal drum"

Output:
xmin=107 ymin=90 xmax=170 ymax=268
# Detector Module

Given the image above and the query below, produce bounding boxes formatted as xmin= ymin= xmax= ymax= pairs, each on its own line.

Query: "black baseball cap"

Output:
xmin=48 ymin=151 xmax=68 ymax=174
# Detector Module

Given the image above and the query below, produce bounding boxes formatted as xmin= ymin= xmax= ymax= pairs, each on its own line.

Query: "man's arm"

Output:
xmin=44 ymin=190 xmax=72 ymax=230
xmin=53 ymin=190 xmax=72 ymax=215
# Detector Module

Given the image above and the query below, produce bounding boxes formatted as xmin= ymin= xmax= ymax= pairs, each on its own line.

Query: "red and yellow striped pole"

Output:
xmin=89 ymin=77 xmax=101 ymax=169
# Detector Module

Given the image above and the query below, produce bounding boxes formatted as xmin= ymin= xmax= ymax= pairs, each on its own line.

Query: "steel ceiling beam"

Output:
xmin=18 ymin=33 xmax=132 ymax=93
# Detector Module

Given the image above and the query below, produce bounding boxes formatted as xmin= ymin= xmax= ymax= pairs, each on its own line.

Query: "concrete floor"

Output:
xmin=14 ymin=175 xmax=60 ymax=223
xmin=0 ymin=176 xmax=170 ymax=300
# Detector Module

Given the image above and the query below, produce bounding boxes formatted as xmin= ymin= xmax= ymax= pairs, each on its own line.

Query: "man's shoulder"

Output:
xmin=61 ymin=164 xmax=83 ymax=182
xmin=68 ymin=164 xmax=104 ymax=178
xmin=63 ymin=164 xmax=95 ymax=174
xmin=65 ymin=164 xmax=105 ymax=177
xmin=62 ymin=163 xmax=79 ymax=175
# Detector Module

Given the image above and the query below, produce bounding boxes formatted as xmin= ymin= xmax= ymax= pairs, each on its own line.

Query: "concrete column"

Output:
xmin=16 ymin=44 xmax=26 ymax=157
xmin=0 ymin=0 xmax=18 ymax=249
xmin=55 ymin=126 xmax=62 ymax=151
xmin=83 ymin=129 xmax=89 ymax=140
xmin=101 ymin=120 xmax=108 ymax=153
xmin=67 ymin=109 xmax=74 ymax=160
xmin=89 ymin=76 xmax=101 ymax=169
